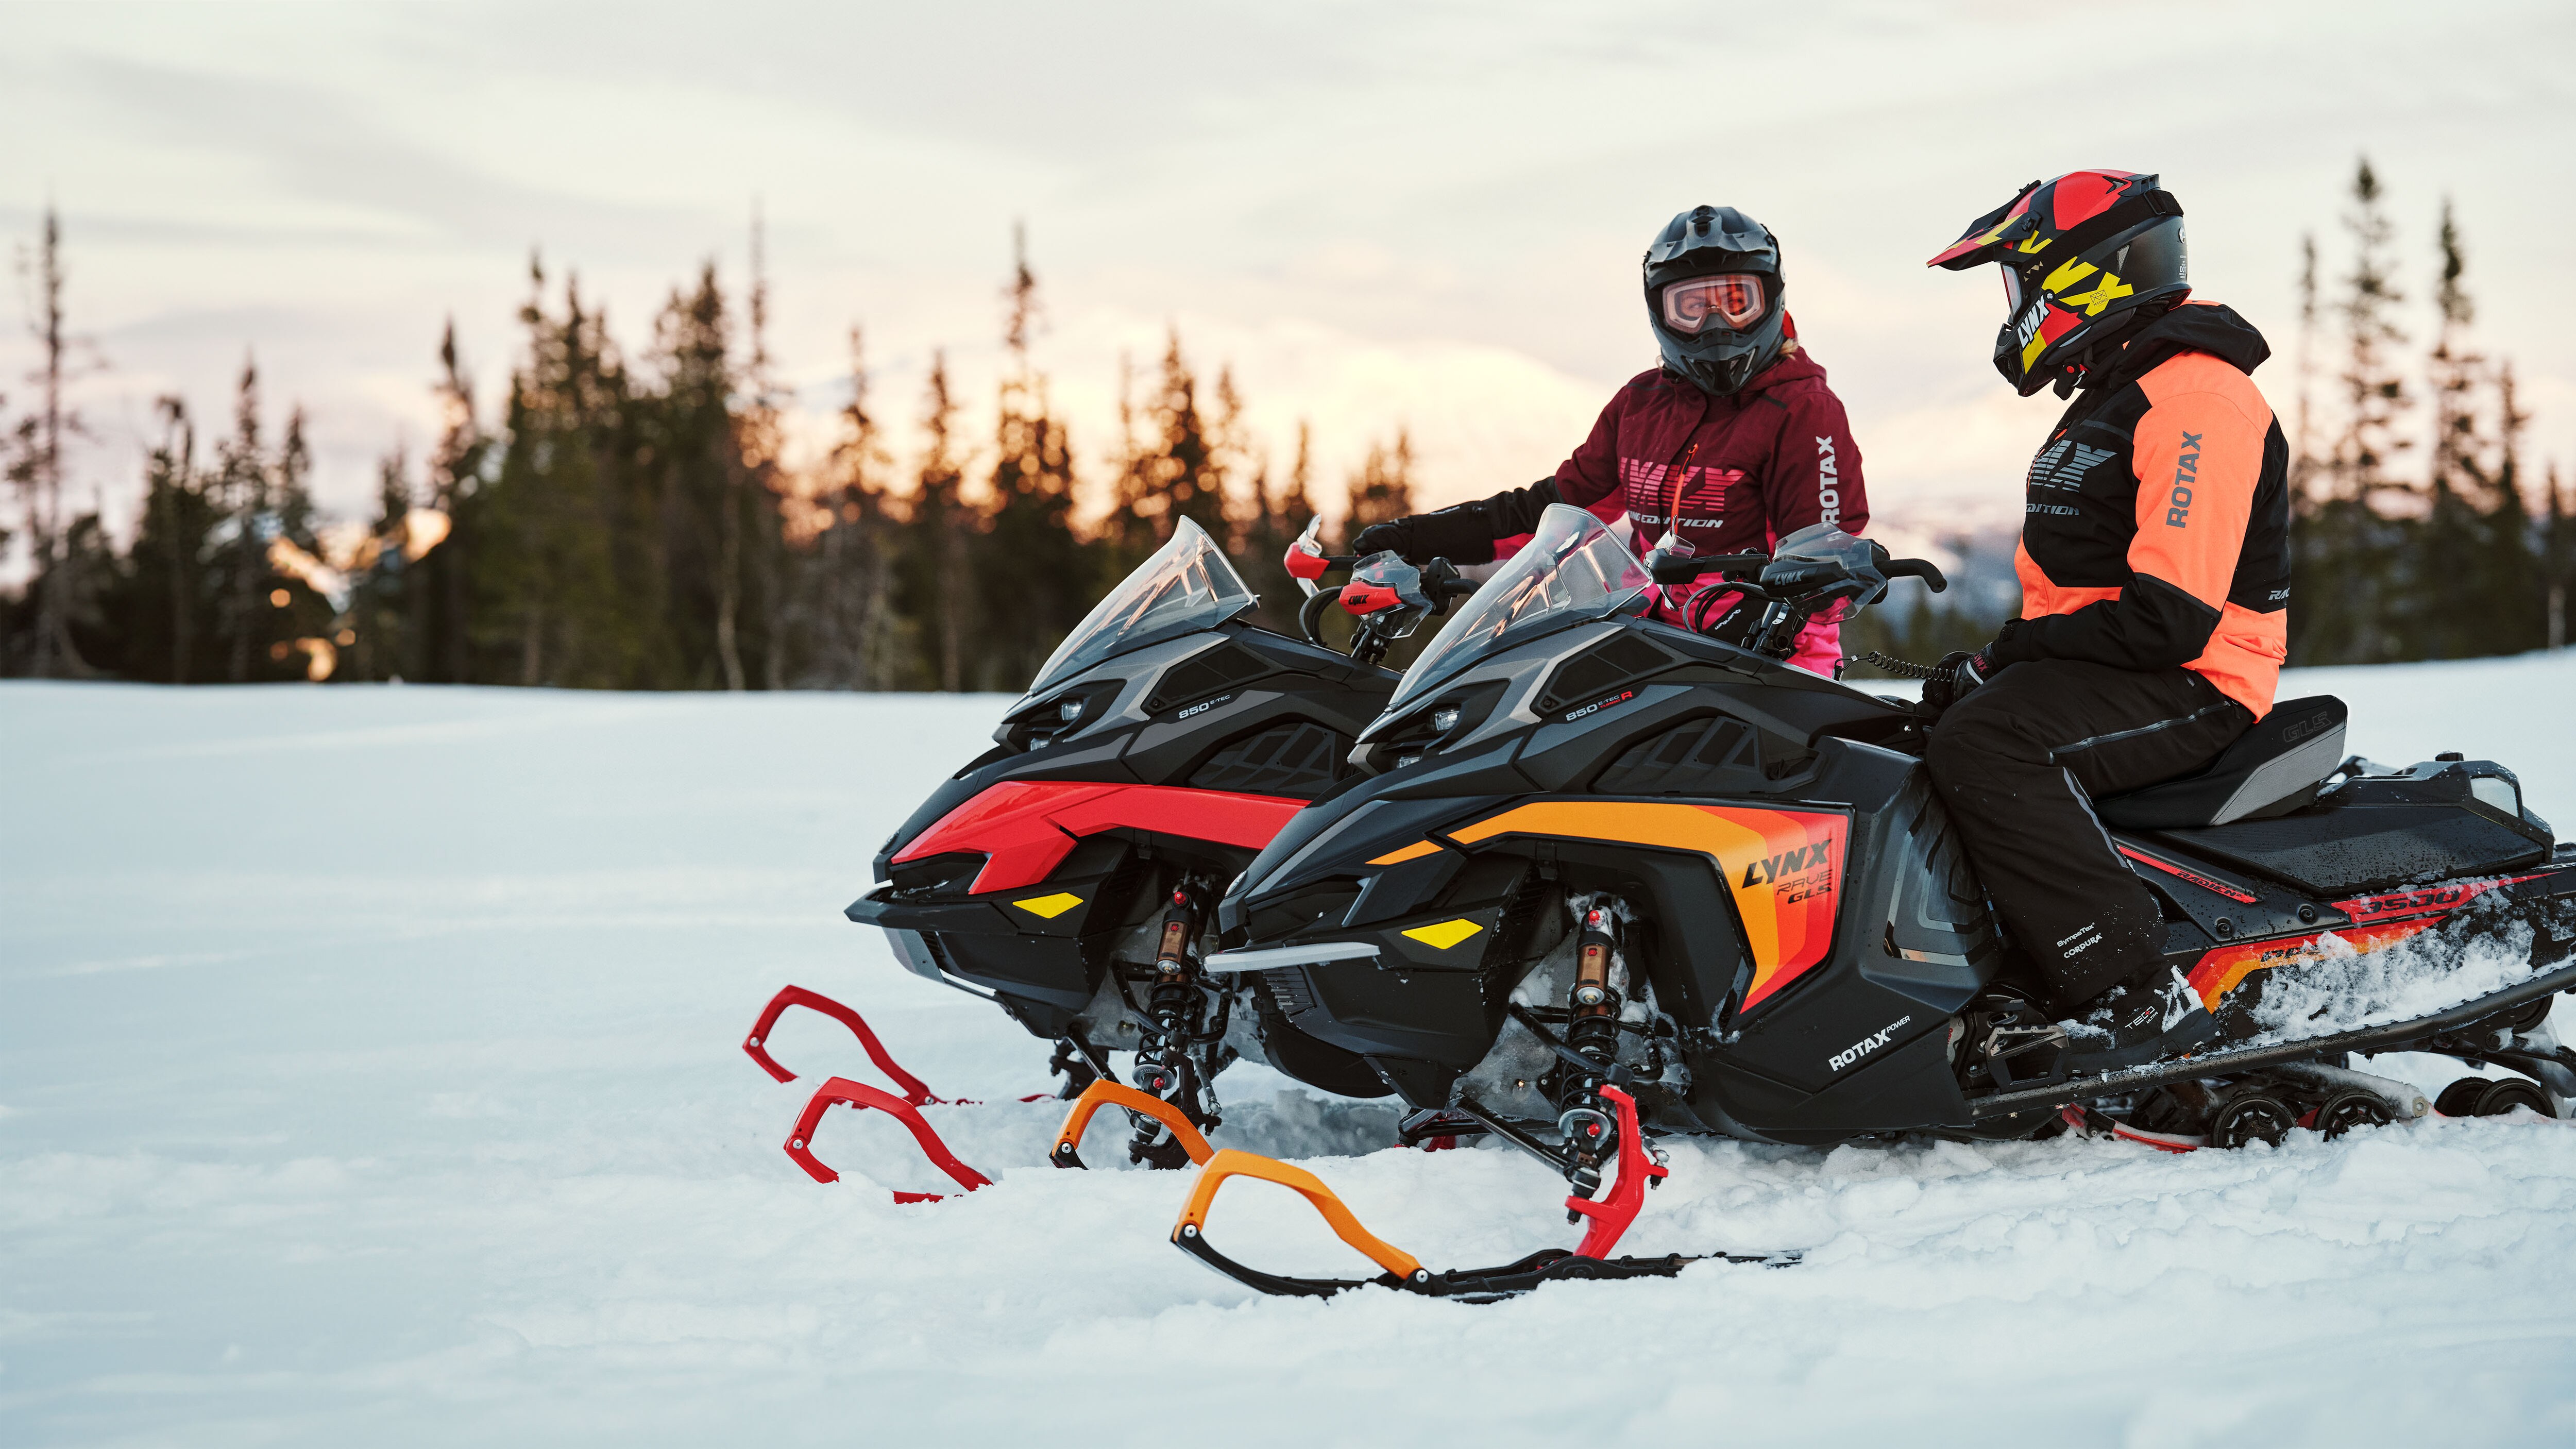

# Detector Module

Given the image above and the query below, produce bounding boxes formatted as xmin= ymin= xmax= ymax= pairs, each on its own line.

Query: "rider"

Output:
xmin=1919 ymin=170 xmax=2290 ymax=1035
xmin=1352 ymin=205 xmax=1869 ymax=674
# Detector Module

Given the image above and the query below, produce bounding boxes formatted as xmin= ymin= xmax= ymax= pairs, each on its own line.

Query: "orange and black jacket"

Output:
xmin=1987 ymin=302 xmax=2290 ymax=719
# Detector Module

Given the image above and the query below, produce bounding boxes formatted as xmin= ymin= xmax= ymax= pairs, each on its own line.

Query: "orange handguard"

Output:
xmin=1171 ymin=1148 xmax=1425 ymax=1283
xmin=1050 ymin=1080 xmax=1214 ymax=1169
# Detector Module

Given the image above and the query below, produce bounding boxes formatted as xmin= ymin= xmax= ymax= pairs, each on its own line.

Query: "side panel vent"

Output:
xmin=1534 ymin=634 xmax=1680 ymax=714
xmin=1592 ymin=714 xmax=1800 ymax=795
xmin=1189 ymin=722 xmax=1350 ymax=799
xmin=1146 ymin=643 xmax=1272 ymax=712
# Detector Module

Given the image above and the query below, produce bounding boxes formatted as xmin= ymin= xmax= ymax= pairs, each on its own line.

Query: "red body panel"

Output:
xmin=892 ymin=780 xmax=1307 ymax=895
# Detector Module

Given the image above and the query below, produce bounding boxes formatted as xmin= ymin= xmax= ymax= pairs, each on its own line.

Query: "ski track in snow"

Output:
xmin=5 ymin=656 xmax=2576 ymax=1447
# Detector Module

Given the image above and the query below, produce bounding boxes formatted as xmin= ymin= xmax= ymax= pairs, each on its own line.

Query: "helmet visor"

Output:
xmin=2000 ymin=266 xmax=2022 ymax=314
xmin=1661 ymin=274 xmax=1766 ymax=335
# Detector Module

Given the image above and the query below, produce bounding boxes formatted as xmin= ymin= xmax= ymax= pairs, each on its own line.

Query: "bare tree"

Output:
xmin=12 ymin=206 xmax=100 ymax=677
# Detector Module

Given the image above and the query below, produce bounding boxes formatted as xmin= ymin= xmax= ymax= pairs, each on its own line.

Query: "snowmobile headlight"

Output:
xmin=1059 ymin=698 xmax=1086 ymax=722
xmin=1430 ymin=705 xmax=1462 ymax=732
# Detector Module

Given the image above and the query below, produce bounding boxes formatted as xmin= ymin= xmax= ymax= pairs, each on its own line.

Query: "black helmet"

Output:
xmin=1927 ymin=170 xmax=2189 ymax=396
xmin=1643 ymin=205 xmax=1786 ymax=397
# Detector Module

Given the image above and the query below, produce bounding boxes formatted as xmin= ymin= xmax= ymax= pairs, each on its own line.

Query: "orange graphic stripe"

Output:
xmin=2184 ymin=918 xmax=2444 ymax=1010
xmin=1443 ymin=800 xmax=1847 ymax=1012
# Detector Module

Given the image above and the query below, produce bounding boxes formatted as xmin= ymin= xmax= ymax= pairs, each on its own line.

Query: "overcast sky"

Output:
xmin=4 ymin=0 xmax=2570 ymax=537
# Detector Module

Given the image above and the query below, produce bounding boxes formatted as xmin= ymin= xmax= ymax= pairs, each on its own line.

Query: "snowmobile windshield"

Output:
xmin=1384 ymin=503 xmax=1651 ymax=716
xmin=1023 ymin=516 xmax=1257 ymax=700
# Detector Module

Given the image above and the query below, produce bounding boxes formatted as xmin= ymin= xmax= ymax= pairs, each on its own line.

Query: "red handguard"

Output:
xmin=1340 ymin=580 xmax=1401 ymax=616
xmin=1285 ymin=543 xmax=1329 ymax=582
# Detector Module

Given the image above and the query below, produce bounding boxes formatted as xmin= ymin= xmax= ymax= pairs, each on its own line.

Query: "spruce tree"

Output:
xmin=2292 ymin=159 xmax=2414 ymax=665
xmin=896 ymin=352 xmax=972 ymax=690
xmin=976 ymin=226 xmax=1094 ymax=692
xmin=109 ymin=397 xmax=213 ymax=682
xmin=1340 ymin=429 xmax=1416 ymax=548
xmin=9 ymin=206 xmax=97 ymax=677
xmin=2418 ymin=197 xmax=2488 ymax=659
xmin=1238 ymin=419 xmax=1320 ymax=637
xmin=347 ymin=447 xmax=414 ymax=681
xmin=477 ymin=263 xmax=633 ymax=686
xmin=417 ymin=321 xmax=487 ymax=683
xmin=1101 ymin=330 xmax=1229 ymax=581
xmin=796 ymin=327 xmax=901 ymax=688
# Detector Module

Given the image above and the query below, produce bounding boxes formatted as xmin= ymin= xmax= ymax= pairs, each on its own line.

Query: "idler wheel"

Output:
xmin=2487 ymin=996 xmax=2555 ymax=1033
xmin=2473 ymin=1078 xmax=2558 ymax=1119
xmin=2209 ymin=1089 xmax=2298 ymax=1149
xmin=2435 ymin=1076 xmax=2491 ymax=1118
xmin=2313 ymin=1087 xmax=2393 ymax=1140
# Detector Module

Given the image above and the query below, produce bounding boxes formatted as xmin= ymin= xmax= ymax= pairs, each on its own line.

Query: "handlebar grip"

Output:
xmin=1883 ymin=558 xmax=1948 ymax=593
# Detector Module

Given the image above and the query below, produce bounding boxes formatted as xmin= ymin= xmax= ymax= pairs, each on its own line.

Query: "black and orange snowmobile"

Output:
xmin=1166 ymin=504 xmax=2576 ymax=1298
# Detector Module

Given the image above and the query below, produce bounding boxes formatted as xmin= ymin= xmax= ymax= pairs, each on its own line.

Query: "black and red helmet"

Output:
xmin=1929 ymin=170 xmax=2189 ymax=396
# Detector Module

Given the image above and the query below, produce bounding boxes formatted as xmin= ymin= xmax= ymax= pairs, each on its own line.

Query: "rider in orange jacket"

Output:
xmin=1921 ymin=170 xmax=2291 ymax=1031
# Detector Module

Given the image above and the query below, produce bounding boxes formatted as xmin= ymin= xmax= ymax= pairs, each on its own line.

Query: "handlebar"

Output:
xmin=1647 ymin=550 xmax=1770 ymax=586
xmin=1883 ymin=557 xmax=1949 ymax=593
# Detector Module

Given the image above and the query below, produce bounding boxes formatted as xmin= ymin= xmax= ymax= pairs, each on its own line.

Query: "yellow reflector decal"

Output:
xmin=1012 ymin=892 xmax=1084 ymax=919
xmin=1401 ymin=918 xmax=1484 ymax=951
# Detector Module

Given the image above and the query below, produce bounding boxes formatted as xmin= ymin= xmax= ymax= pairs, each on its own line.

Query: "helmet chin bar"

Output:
xmin=1643 ymin=204 xmax=1786 ymax=397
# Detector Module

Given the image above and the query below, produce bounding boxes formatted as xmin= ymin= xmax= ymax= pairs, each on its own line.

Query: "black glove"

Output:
xmin=1350 ymin=519 xmax=1415 ymax=560
xmin=1917 ymin=649 xmax=1993 ymax=719
xmin=1351 ymin=505 xmax=1501 ymax=566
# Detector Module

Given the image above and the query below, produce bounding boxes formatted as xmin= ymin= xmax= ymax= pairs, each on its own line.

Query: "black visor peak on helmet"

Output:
xmin=1643 ymin=205 xmax=1786 ymax=397
xmin=1929 ymin=170 xmax=2191 ymax=396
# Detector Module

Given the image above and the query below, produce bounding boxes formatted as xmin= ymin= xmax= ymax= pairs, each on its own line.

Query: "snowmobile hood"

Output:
xmin=2094 ymin=301 xmax=2270 ymax=391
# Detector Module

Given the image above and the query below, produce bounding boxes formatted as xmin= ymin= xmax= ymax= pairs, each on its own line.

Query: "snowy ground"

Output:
xmin=6 ymin=654 xmax=2576 ymax=1448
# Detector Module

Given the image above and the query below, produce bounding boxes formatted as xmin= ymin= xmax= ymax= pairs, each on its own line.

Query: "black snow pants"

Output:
xmin=1924 ymin=659 xmax=2253 ymax=1015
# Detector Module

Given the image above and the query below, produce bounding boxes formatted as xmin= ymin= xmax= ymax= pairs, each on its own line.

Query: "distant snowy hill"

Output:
xmin=5 ymin=654 xmax=2575 ymax=1446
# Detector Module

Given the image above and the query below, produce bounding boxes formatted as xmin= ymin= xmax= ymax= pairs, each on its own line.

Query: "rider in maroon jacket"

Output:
xmin=1355 ymin=205 xmax=1870 ymax=673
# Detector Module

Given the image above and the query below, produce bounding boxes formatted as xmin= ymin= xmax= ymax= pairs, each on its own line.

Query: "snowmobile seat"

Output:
xmin=2094 ymin=696 xmax=2347 ymax=830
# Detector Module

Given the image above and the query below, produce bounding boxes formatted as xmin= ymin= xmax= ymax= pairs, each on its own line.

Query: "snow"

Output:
xmin=6 ymin=652 xmax=2576 ymax=1447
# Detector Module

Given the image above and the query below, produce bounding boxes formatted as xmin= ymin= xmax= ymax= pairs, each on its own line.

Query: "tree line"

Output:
xmin=6 ymin=159 xmax=2571 ymax=689
xmin=0 ymin=221 xmax=1415 ymax=690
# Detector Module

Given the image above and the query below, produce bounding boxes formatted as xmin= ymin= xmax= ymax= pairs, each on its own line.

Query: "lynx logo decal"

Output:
xmin=1437 ymin=800 xmax=1848 ymax=1014
xmin=1742 ymin=842 xmax=1833 ymax=887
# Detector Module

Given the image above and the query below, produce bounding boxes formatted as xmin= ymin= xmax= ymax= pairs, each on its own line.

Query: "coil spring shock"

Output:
xmin=1557 ymin=905 xmax=1623 ymax=1202
xmin=1129 ymin=882 xmax=1212 ymax=1165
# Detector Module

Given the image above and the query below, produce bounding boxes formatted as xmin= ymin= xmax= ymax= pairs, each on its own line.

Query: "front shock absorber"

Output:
xmin=1556 ymin=905 xmax=1622 ymax=1201
xmin=1129 ymin=882 xmax=1212 ymax=1165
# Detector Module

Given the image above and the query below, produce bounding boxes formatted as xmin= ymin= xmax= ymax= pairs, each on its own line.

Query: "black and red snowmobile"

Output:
xmin=1169 ymin=504 xmax=2576 ymax=1298
xmin=748 ymin=517 xmax=1487 ymax=1188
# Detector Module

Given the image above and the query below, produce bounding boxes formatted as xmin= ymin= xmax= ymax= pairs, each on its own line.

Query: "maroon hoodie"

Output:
xmin=1552 ymin=342 xmax=1869 ymax=555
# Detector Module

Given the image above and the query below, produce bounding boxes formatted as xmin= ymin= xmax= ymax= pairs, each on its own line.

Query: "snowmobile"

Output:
xmin=1175 ymin=503 xmax=2576 ymax=1297
xmin=752 ymin=517 xmax=1486 ymax=1187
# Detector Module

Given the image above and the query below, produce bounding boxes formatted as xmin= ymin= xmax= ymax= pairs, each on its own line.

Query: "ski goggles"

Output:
xmin=1660 ymin=274 xmax=1766 ymax=334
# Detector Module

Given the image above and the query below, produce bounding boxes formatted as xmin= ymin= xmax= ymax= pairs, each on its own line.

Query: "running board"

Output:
xmin=1971 ymin=959 xmax=2576 ymax=1122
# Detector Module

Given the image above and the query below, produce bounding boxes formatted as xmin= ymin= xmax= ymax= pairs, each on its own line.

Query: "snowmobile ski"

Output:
xmin=745 ymin=983 xmax=944 ymax=1103
xmin=1168 ymin=1086 xmax=1790 ymax=1301
xmin=783 ymin=1077 xmax=993 ymax=1203
xmin=1051 ymin=1079 xmax=1215 ymax=1169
